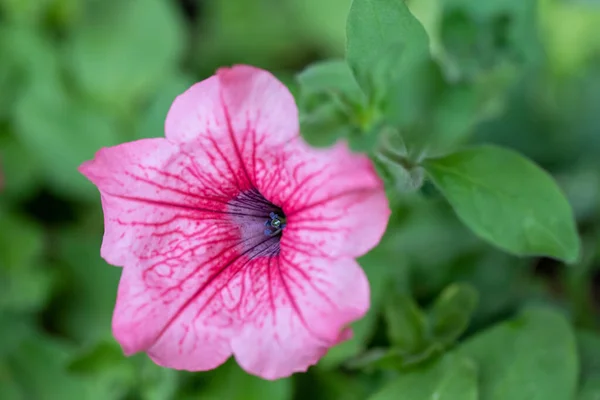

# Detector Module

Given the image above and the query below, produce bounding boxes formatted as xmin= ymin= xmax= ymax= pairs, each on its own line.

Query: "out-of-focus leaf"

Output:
xmin=539 ymin=0 xmax=600 ymax=76
xmin=429 ymin=283 xmax=478 ymax=346
xmin=321 ymin=231 xmax=407 ymax=368
xmin=13 ymin=78 xmax=122 ymax=200
xmin=0 ymin=0 xmax=52 ymax=24
xmin=0 ymin=133 xmax=41 ymax=199
xmin=4 ymin=334 xmax=87 ymax=400
xmin=297 ymin=60 xmax=363 ymax=100
xmin=346 ymin=0 xmax=429 ymax=93
xmin=289 ymin=0 xmax=350 ymax=54
xmin=457 ymin=307 xmax=578 ymax=400
xmin=65 ymin=0 xmax=185 ymax=111
xmin=423 ymin=145 xmax=581 ymax=263
xmin=440 ymin=0 xmax=542 ymax=78
xmin=55 ymin=229 xmax=120 ymax=341
xmin=369 ymin=353 xmax=478 ymax=400
xmin=296 ymin=59 xmax=378 ymax=150
xmin=67 ymin=340 xmax=135 ymax=399
xmin=196 ymin=0 xmax=306 ymax=73
xmin=0 ymin=314 xmax=33 ymax=359
xmin=0 ymin=23 xmax=60 ymax=120
xmin=384 ymin=293 xmax=427 ymax=352
xmin=0 ymin=212 xmax=54 ymax=312
xmin=576 ymin=330 xmax=600 ymax=400
xmin=196 ymin=360 xmax=292 ymax=400
xmin=134 ymin=73 xmax=195 ymax=140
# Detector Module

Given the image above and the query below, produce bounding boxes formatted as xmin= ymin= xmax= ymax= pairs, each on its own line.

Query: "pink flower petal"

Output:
xmin=256 ymin=140 xmax=390 ymax=259
xmin=231 ymin=255 xmax=370 ymax=380
xmin=78 ymin=138 xmax=249 ymax=267
xmin=112 ymin=261 xmax=235 ymax=370
xmin=165 ymin=65 xmax=298 ymax=187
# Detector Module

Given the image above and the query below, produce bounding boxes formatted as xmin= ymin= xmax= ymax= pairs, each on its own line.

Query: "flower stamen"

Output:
xmin=264 ymin=212 xmax=286 ymax=236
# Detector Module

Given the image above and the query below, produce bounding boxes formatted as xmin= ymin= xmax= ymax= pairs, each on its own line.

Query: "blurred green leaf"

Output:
xmin=65 ymin=0 xmax=185 ymax=111
xmin=67 ymin=341 xmax=135 ymax=400
xmin=0 ymin=0 xmax=52 ymax=24
xmin=369 ymin=353 xmax=478 ymax=400
xmin=457 ymin=307 xmax=578 ymax=400
xmin=0 ymin=23 xmax=61 ymax=120
xmin=576 ymin=330 xmax=600 ymax=400
xmin=321 ymin=232 xmax=407 ymax=367
xmin=297 ymin=59 xmax=379 ymax=150
xmin=135 ymin=356 xmax=179 ymax=400
xmin=299 ymin=102 xmax=353 ymax=148
xmin=0 ymin=212 xmax=54 ymax=312
xmin=373 ymin=152 xmax=426 ymax=193
xmin=423 ymin=145 xmax=581 ymax=263
xmin=13 ymin=78 xmax=122 ymax=200
xmin=297 ymin=60 xmax=363 ymax=100
xmin=346 ymin=0 xmax=429 ymax=94
xmin=539 ymin=0 xmax=600 ymax=76
xmin=3 ymin=334 xmax=87 ymax=400
xmin=429 ymin=283 xmax=478 ymax=346
xmin=55 ymin=229 xmax=120 ymax=341
xmin=134 ymin=73 xmax=195 ymax=140
xmin=196 ymin=360 xmax=292 ymax=400
xmin=384 ymin=293 xmax=427 ymax=352
xmin=440 ymin=0 xmax=542 ymax=77
xmin=0 ymin=133 xmax=41 ymax=199
xmin=196 ymin=0 xmax=306 ymax=73
xmin=288 ymin=0 xmax=350 ymax=54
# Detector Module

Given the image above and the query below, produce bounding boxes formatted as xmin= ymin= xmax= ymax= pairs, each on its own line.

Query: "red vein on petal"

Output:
xmin=219 ymin=88 xmax=254 ymax=187
xmin=275 ymin=256 xmax=332 ymax=346
xmin=285 ymin=188 xmax=379 ymax=217
xmin=149 ymin=236 xmax=281 ymax=349
xmin=106 ymin=193 xmax=266 ymax=219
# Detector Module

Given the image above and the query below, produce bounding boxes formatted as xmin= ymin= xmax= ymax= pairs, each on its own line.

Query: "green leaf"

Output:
xmin=0 ymin=212 xmax=54 ymax=313
xmin=429 ymin=283 xmax=478 ymax=346
xmin=13 ymin=81 xmax=122 ymax=200
xmin=0 ymin=0 xmax=53 ymax=25
xmin=67 ymin=341 xmax=135 ymax=400
xmin=4 ymin=334 xmax=88 ymax=400
xmin=197 ymin=360 xmax=292 ymax=400
xmin=195 ymin=0 xmax=305 ymax=73
xmin=0 ymin=133 xmax=41 ymax=199
xmin=457 ymin=307 xmax=578 ymax=400
xmin=296 ymin=60 xmax=381 ymax=151
xmin=576 ymin=330 xmax=600 ymax=400
xmin=321 ymin=233 xmax=407 ymax=367
xmin=297 ymin=60 xmax=364 ymax=100
xmin=55 ymin=229 xmax=121 ymax=341
xmin=134 ymin=357 xmax=179 ymax=400
xmin=299 ymin=102 xmax=352 ymax=148
xmin=65 ymin=0 xmax=184 ymax=111
xmin=288 ymin=0 xmax=350 ymax=54
xmin=384 ymin=293 xmax=427 ymax=352
xmin=346 ymin=0 xmax=429 ymax=93
xmin=423 ymin=145 xmax=580 ymax=263
xmin=369 ymin=354 xmax=478 ymax=400
xmin=135 ymin=73 xmax=195 ymax=140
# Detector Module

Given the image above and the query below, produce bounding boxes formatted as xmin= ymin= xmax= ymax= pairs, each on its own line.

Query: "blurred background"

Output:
xmin=0 ymin=0 xmax=599 ymax=399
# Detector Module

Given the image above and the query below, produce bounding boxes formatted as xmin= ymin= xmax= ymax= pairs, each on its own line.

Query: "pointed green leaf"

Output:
xmin=423 ymin=145 xmax=580 ymax=262
xmin=369 ymin=354 xmax=478 ymax=400
xmin=346 ymin=0 xmax=429 ymax=92
xmin=457 ymin=307 xmax=578 ymax=400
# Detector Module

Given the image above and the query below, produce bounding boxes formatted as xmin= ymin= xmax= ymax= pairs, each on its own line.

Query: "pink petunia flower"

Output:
xmin=79 ymin=65 xmax=390 ymax=379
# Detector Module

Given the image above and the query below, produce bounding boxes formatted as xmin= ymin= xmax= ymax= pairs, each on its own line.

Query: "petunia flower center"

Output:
xmin=227 ymin=188 xmax=286 ymax=258
xmin=264 ymin=212 xmax=286 ymax=236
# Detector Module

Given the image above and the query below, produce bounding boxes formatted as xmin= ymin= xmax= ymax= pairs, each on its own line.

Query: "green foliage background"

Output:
xmin=0 ymin=0 xmax=599 ymax=399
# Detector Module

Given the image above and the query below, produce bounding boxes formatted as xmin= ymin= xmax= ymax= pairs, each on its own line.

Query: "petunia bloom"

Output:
xmin=79 ymin=65 xmax=390 ymax=379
